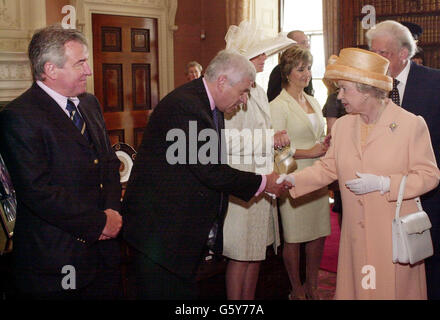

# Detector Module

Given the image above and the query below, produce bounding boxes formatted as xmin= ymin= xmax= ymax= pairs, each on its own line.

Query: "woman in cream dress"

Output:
xmin=222 ymin=21 xmax=294 ymax=300
xmin=270 ymin=46 xmax=330 ymax=300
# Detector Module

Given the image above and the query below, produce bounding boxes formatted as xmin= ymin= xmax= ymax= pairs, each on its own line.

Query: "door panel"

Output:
xmin=92 ymin=14 xmax=159 ymax=150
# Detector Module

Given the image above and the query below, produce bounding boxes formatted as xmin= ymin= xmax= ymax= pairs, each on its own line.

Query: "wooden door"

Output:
xmin=92 ymin=14 xmax=159 ymax=150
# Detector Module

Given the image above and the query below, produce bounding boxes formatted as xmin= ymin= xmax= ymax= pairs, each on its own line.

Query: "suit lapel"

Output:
xmin=304 ymin=94 xmax=325 ymax=139
xmin=250 ymin=85 xmax=271 ymax=126
xmin=195 ymin=78 xmax=218 ymax=130
xmin=32 ymin=84 xmax=90 ymax=148
xmin=281 ymin=90 xmax=319 ymax=140
xmin=77 ymin=100 xmax=100 ymax=149
xmin=401 ymin=62 xmax=418 ymax=113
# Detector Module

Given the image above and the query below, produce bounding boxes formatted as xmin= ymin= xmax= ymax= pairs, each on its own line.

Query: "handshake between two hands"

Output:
xmin=264 ymin=172 xmax=296 ymax=199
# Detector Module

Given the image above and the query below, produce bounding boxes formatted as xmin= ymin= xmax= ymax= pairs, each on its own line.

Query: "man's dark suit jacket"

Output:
xmin=267 ymin=64 xmax=314 ymax=102
xmin=401 ymin=62 xmax=440 ymax=299
xmin=0 ymin=83 xmax=121 ymax=294
xmin=122 ymin=78 xmax=262 ymax=279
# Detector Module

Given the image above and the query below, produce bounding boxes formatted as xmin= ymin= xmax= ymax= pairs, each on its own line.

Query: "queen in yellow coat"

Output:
xmin=286 ymin=48 xmax=440 ymax=299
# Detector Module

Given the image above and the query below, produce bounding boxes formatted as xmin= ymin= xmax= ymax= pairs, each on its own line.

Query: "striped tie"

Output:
xmin=66 ymin=99 xmax=90 ymax=141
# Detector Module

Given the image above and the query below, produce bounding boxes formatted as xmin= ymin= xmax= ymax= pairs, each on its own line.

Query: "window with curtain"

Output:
xmin=282 ymin=0 xmax=327 ymax=106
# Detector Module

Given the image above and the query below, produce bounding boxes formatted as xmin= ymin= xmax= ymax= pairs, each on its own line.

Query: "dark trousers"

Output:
xmin=425 ymin=225 xmax=440 ymax=300
xmin=127 ymin=248 xmax=198 ymax=300
xmin=423 ymin=190 xmax=440 ymax=300
xmin=8 ymin=241 xmax=122 ymax=300
xmin=10 ymin=261 xmax=122 ymax=300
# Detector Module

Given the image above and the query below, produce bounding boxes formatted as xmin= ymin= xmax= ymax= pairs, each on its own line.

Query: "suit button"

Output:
xmin=94 ymin=159 xmax=99 ymax=165
xmin=100 ymin=183 xmax=103 ymax=189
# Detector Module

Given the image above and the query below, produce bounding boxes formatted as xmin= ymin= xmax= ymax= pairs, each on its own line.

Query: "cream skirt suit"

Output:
xmin=222 ymin=84 xmax=280 ymax=261
xmin=270 ymin=89 xmax=330 ymax=243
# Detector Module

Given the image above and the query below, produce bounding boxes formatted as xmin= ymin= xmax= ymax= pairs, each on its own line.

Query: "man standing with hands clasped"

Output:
xmin=122 ymin=49 xmax=292 ymax=300
xmin=0 ymin=25 xmax=123 ymax=299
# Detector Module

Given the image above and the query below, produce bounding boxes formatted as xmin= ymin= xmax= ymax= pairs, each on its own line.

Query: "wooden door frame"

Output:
xmin=72 ymin=0 xmax=178 ymax=99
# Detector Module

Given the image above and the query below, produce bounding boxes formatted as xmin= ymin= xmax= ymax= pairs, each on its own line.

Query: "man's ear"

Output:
xmin=399 ymin=47 xmax=409 ymax=61
xmin=43 ymin=62 xmax=58 ymax=80
xmin=217 ymin=74 xmax=227 ymax=92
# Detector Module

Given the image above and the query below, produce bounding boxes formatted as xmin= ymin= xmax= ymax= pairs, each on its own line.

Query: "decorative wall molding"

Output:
xmin=0 ymin=0 xmax=21 ymax=29
xmin=0 ymin=0 xmax=46 ymax=101
xmin=0 ymin=39 xmax=29 ymax=52
xmin=0 ymin=62 xmax=32 ymax=81
xmin=100 ymin=0 xmax=164 ymax=6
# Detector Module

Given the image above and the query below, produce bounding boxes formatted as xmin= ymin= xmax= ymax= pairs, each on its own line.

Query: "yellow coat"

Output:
xmin=290 ymin=101 xmax=440 ymax=299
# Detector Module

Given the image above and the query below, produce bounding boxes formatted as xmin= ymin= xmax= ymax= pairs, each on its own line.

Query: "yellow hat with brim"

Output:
xmin=324 ymin=48 xmax=393 ymax=92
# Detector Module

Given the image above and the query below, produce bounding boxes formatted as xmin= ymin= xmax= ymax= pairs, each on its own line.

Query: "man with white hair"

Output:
xmin=366 ymin=20 xmax=440 ymax=300
xmin=122 ymin=49 xmax=291 ymax=299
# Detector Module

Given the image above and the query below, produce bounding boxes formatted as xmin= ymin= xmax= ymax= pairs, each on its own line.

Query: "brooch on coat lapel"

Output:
xmin=389 ymin=122 xmax=398 ymax=132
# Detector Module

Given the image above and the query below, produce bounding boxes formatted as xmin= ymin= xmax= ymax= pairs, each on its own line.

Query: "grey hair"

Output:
xmin=185 ymin=61 xmax=203 ymax=74
xmin=366 ymin=20 xmax=417 ymax=59
xmin=204 ymin=49 xmax=256 ymax=85
xmin=28 ymin=24 xmax=88 ymax=81
xmin=356 ymin=83 xmax=388 ymax=100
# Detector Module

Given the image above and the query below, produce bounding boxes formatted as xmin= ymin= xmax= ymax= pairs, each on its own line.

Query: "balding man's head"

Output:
xmin=287 ymin=30 xmax=310 ymax=49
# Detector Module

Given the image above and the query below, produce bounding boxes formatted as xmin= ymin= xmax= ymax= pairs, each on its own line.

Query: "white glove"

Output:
xmin=345 ymin=172 xmax=390 ymax=195
xmin=265 ymin=192 xmax=276 ymax=199
xmin=276 ymin=173 xmax=295 ymax=185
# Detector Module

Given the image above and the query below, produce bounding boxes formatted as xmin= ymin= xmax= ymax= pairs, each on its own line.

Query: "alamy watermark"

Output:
xmin=166 ymin=122 xmax=274 ymax=168
xmin=61 ymin=265 xmax=76 ymax=290
xmin=361 ymin=265 xmax=376 ymax=290
xmin=361 ymin=5 xmax=376 ymax=30
xmin=61 ymin=5 xmax=76 ymax=29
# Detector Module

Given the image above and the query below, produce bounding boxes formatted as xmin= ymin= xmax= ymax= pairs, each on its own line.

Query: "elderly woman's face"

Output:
xmin=186 ymin=66 xmax=201 ymax=81
xmin=250 ymin=53 xmax=267 ymax=73
xmin=337 ymin=80 xmax=365 ymax=114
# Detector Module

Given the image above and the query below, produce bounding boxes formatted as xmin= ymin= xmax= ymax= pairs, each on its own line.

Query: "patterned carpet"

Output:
xmin=318 ymin=269 xmax=336 ymax=300
xmin=317 ymin=205 xmax=340 ymax=300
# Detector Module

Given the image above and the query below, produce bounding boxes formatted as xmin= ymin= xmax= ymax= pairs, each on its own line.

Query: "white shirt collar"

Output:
xmin=395 ymin=60 xmax=411 ymax=86
xmin=394 ymin=60 xmax=411 ymax=101
xmin=202 ymin=78 xmax=215 ymax=111
xmin=36 ymin=81 xmax=80 ymax=116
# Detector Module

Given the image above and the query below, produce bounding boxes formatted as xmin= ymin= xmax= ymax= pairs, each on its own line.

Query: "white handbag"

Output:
xmin=392 ymin=175 xmax=434 ymax=265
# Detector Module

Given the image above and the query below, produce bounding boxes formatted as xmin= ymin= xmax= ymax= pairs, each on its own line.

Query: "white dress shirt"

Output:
xmin=395 ymin=60 xmax=411 ymax=102
xmin=36 ymin=80 xmax=81 ymax=117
